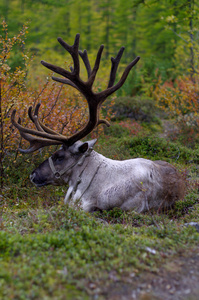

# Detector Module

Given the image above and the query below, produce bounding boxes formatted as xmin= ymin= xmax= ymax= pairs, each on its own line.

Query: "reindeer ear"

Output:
xmin=78 ymin=142 xmax=89 ymax=153
xmin=78 ymin=139 xmax=97 ymax=153
xmin=69 ymin=139 xmax=97 ymax=154
xmin=87 ymin=139 xmax=97 ymax=148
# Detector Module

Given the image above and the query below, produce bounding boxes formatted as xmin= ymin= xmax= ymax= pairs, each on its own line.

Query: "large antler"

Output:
xmin=11 ymin=34 xmax=140 ymax=153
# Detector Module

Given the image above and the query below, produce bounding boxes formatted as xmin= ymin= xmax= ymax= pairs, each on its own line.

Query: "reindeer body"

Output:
xmin=70 ymin=153 xmax=181 ymax=212
xmin=30 ymin=141 xmax=184 ymax=212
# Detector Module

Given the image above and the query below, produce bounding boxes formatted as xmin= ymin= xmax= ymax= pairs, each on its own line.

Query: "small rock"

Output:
xmin=89 ymin=283 xmax=97 ymax=290
xmin=184 ymin=222 xmax=199 ymax=232
xmin=57 ymin=266 xmax=68 ymax=276
xmin=109 ymin=271 xmax=119 ymax=281
xmin=147 ymin=284 xmax=152 ymax=289
xmin=166 ymin=284 xmax=171 ymax=290
xmin=184 ymin=289 xmax=191 ymax=294
xmin=145 ymin=247 xmax=157 ymax=255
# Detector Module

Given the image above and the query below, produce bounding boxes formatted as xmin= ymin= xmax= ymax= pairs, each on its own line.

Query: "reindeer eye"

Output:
xmin=58 ymin=156 xmax=64 ymax=162
xmin=55 ymin=155 xmax=65 ymax=162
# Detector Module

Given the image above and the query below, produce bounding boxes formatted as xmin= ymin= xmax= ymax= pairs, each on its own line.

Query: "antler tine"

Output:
xmin=57 ymin=34 xmax=80 ymax=76
xmin=41 ymin=34 xmax=82 ymax=90
xmin=28 ymin=106 xmax=34 ymax=122
xmin=28 ymin=105 xmax=44 ymax=132
xmin=18 ymin=132 xmax=62 ymax=153
xmin=87 ymin=45 xmax=104 ymax=88
xmin=11 ymin=109 xmax=71 ymax=143
xmin=97 ymin=56 xmax=140 ymax=103
xmin=108 ymin=47 xmax=125 ymax=88
xmin=11 ymin=109 xmax=63 ymax=153
xmin=27 ymin=104 xmax=60 ymax=135
xmin=79 ymin=49 xmax=92 ymax=78
xmin=41 ymin=35 xmax=80 ymax=79
xmin=51 ymin=76 xmax=80 ymax=91
xmin=41 ymin=60 xmax=71 ymax=79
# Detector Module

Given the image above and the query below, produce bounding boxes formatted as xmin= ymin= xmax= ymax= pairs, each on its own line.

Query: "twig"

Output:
xmin=43 ymin=84 xmax=63 ymax=119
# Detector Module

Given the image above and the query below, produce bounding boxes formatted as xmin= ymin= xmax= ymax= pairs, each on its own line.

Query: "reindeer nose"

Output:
xmin=29 ymin=170 xmax=47 ymax=187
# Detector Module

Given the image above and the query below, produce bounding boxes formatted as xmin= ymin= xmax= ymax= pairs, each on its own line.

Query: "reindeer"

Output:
xmin=11 ymin=34 xmax=184 ymax=213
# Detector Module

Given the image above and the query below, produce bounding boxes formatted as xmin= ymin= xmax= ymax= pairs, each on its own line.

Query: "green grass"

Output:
xmin=97 ymin=134 xmax=199 ymax=163
xmin=1 ymin=195 xmax=199 ymax=299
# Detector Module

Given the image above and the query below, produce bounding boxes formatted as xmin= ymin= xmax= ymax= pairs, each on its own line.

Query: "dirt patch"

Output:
xmin=101 ymin=248 xmax=199 ymax=300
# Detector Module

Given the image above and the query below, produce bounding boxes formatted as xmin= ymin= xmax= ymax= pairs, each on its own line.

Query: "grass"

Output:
xmin=1 ymin=194 xmax=199 ymax=299
xmin=97 ymin=134 xmax=199 ymax=164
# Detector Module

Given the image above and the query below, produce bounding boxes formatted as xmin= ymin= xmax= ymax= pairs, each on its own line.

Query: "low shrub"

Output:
xmin=154 ymin=76 xmax=199 ymax=148
xmin=112 ymin=96 xmax=162 ymax=124
xmin=122 ymin=136 xmax=199 ymax=163
xmin=97 ymin=134 xmax=199 ymax=164
xmin=104 ymin=120 xmax=143 ymax=138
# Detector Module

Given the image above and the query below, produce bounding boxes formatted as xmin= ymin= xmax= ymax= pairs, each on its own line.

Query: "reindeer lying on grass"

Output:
xmin=11 ymin=34 xmax=184 ymax=213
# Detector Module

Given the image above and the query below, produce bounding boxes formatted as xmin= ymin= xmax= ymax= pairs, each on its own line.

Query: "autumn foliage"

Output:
xmin=0 ymin=21 xmax=115 ymax=187
xmin=118 ymin=120 xmax=143 ymax=136
xmin=154 ymin=76 xmax=199 ymax=146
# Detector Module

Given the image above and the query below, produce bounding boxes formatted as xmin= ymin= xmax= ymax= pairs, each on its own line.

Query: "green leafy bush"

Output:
xmin=112 ymin=96 xmax=161 ymax=124
xmin=122 ymin=136 xmax=199 ymax=163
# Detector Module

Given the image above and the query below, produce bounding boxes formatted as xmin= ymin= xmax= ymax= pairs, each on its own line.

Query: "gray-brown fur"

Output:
xmin=30 ymin=140 xmax=184 ymax=213
xmin=154 ymin=160 xmax=185 ymax=210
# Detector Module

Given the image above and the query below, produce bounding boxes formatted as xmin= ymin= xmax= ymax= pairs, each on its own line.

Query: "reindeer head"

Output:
xmin=29 ymin=139 xmax=97 ymax=187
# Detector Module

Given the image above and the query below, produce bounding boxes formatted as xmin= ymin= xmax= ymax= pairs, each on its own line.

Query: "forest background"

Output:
xmin=1 ymin=0 xmax=198 ymax=77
